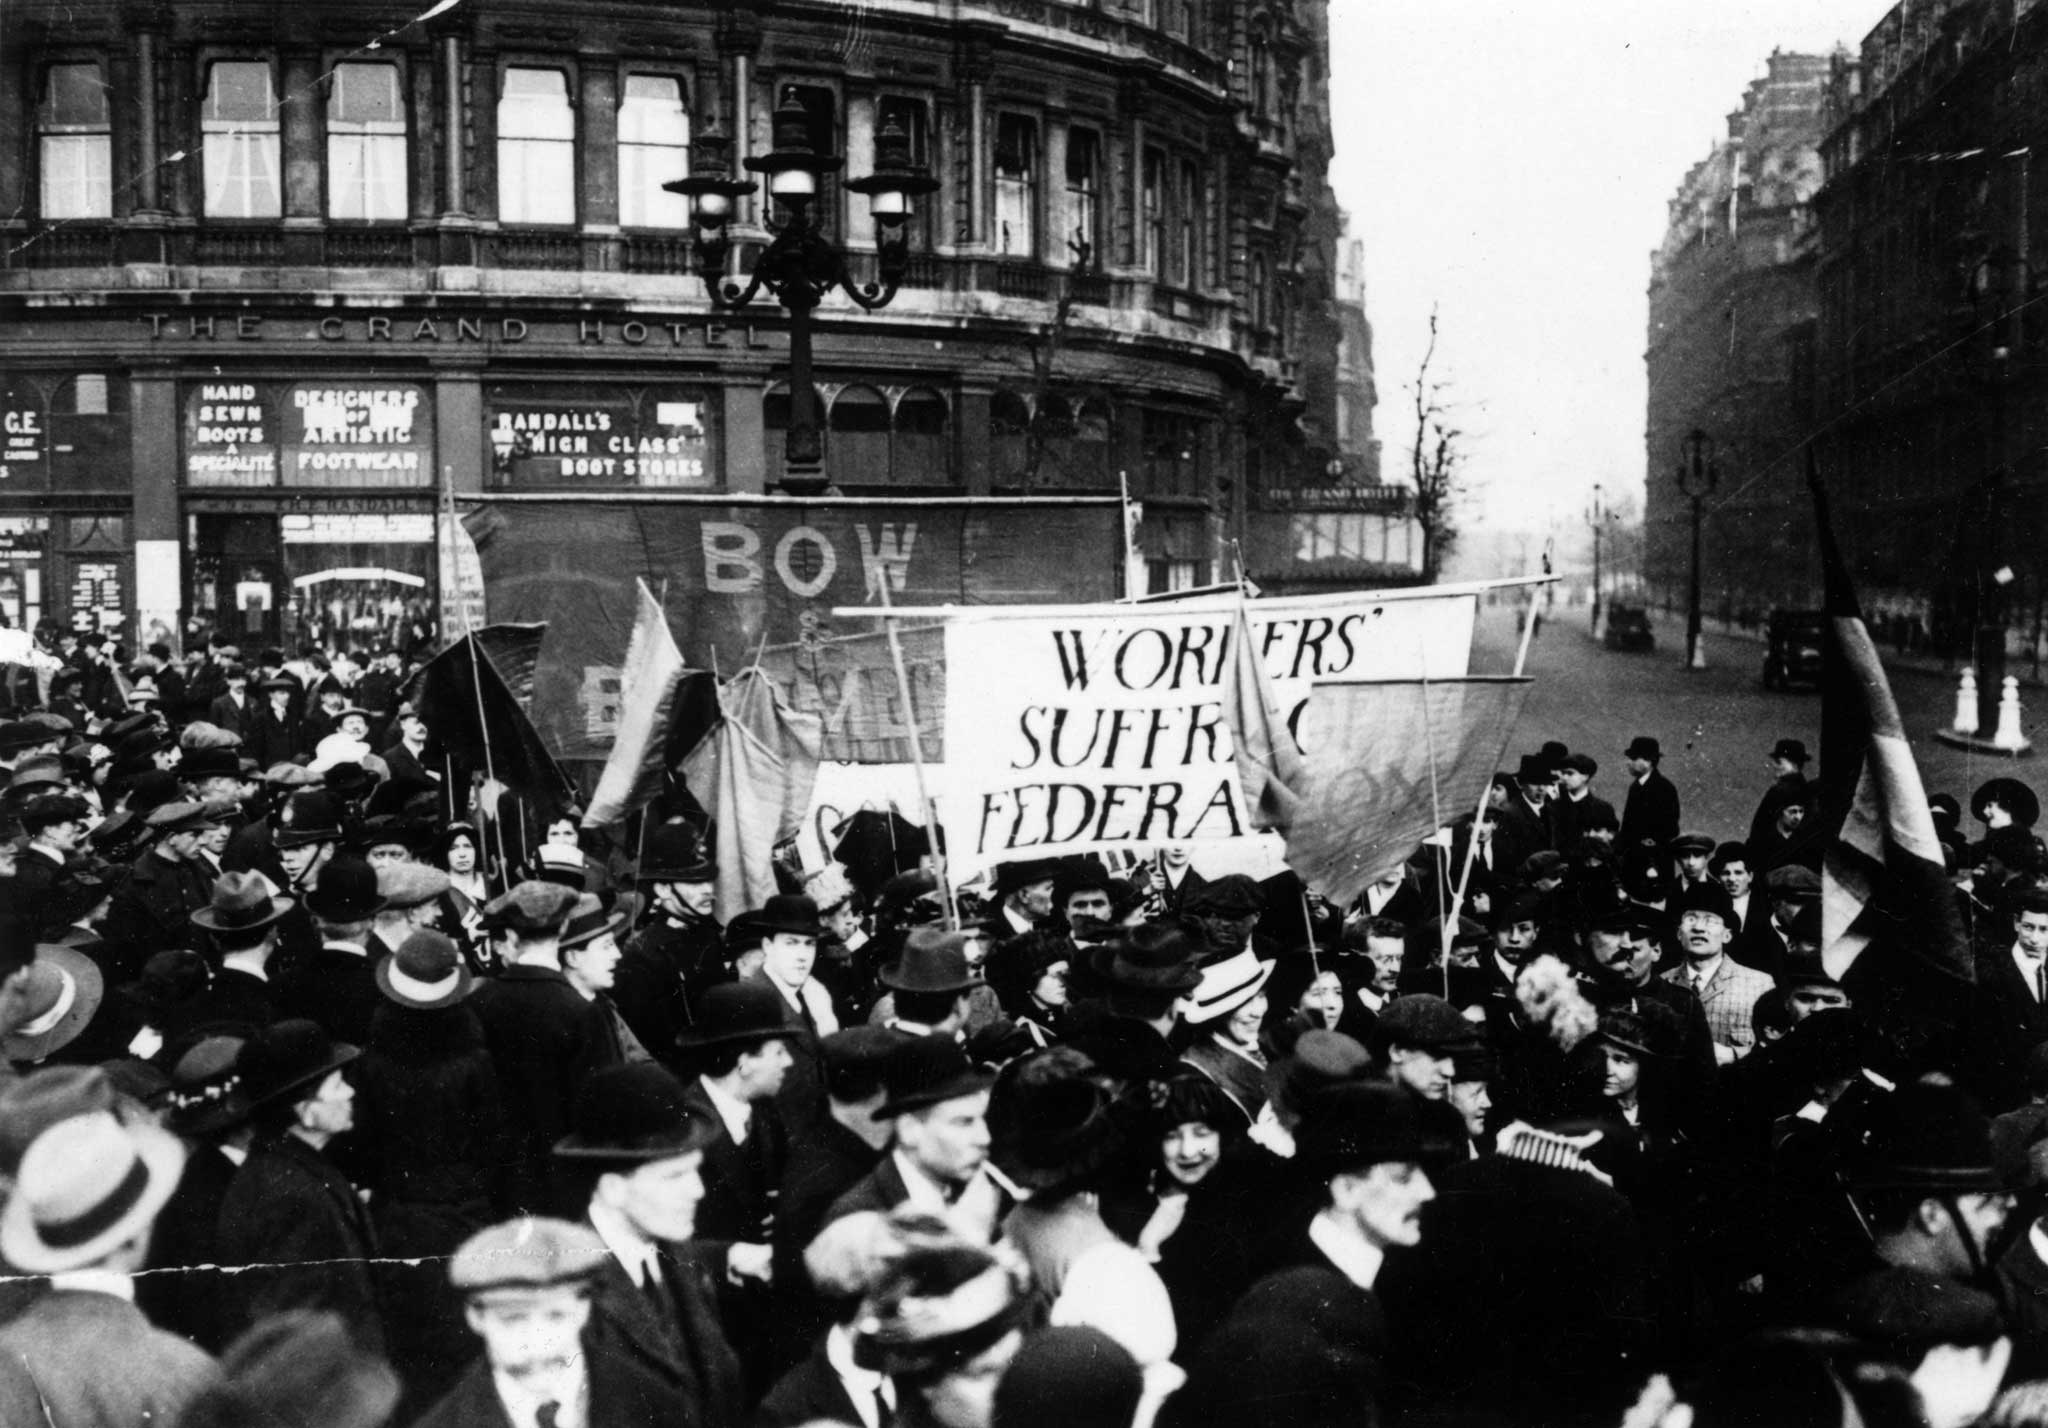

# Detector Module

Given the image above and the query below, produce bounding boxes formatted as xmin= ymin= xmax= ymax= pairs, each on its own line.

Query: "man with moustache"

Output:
xmin=613 ymin=823 xmax=724 ymax=1057
xmin=1662 ymin=881 xmax=1773 ymax=1065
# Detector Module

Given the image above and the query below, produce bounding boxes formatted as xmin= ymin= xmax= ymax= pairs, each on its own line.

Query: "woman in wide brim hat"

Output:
xmin=1 ymin=944 xmax=106 ymax=1064
xmin=1973 ymin=777 xmax=2041 ymax=830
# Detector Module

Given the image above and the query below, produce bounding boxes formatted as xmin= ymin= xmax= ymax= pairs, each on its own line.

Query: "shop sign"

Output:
xmin=0 ymin=517 xmax=49 ymax=555
xmin=185 ymin=382 xmax=434 ymax=489
xmin=281 ymin=513 xmax=437 ymax=544
xmin=487 ymin=388 xmax=712 ymax=488
xmin=70 ymin=559 xmax=123 ymax=634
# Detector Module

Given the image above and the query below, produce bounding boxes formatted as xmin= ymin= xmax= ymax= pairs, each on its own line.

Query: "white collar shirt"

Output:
xmin=492 ymin=1367 xmax=587 ymax=1428
xmin=1307 ymin=1213 xmax=1385 ymax=1291
xmin=699 ymin=1074 xmax=753 ymax=1147
xmin=587 ymin=1198 xmax=662 ymax=1291
xmin=825 ymin=1322 xmax=896 ymax=1428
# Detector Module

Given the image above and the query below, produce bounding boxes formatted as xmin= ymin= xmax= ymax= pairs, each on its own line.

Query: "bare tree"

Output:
xmin=1409 ymin=306 xmax=1466 ymax=583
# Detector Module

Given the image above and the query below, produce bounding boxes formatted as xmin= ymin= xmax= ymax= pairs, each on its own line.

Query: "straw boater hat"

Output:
xmin=0 ymin=1111 xmax=186 ymax=1272
xmin=1180 ymin=947 xmax=1274 ymax=1025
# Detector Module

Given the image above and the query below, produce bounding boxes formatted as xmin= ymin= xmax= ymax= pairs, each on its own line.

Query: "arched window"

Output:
xmin=830 ymin=385 xmax=891 ymax=487
xmin=990 ymin=390 xmax=1031 ymax=485
xmin=894 ymin=389 xmax=950 ymax=485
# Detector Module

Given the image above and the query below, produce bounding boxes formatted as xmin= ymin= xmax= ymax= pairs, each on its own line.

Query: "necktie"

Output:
xmin=536 ymin=1403 xmax=561 ymax=1428
xmin=2034 ymin=958 xmax=2045 ymax=1005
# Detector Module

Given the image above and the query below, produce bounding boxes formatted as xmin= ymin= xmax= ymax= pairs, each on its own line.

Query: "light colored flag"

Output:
xmin=1220 ymin=598 xmax=1306 ymax=833
xmin=584 ymin=581 xmax=689 ymax=830
xmin=682 ymin=669 xmax=824 ymax=922
xmin=1283 ymin=676 xmax=1530 ymax=907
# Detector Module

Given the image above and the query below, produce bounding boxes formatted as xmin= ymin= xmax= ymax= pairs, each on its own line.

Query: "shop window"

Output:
xmin=619 ymin=74 xmax=690 ymax=229
xmin=0 ymin=372 xmax=130 ymax=495
xmin=202 ymin=60 xmax=282 ymax=218
xmin=1066 ymin=127 xmax=1101 ymax=267
xmin=497 ymin=67 xmax=575 ymax=225
xmin=69 ymin=374 xmax=109 ymax=416
xmin=488 ymin=383 xmax=714 ymax=489
xmin=989 ymin=389 xmax=1030 ymax=484
xmin=1147 ymin=558 xmax=1201 ymax=595
xmin=327 ymin=63 xmax=407 ymax=221
xmin=893 ymin=388 xmax=950 ymax=485
xmin=1177 ymin=158 xmax=1202 ymax=289
xmin=829 ymin=386 xmax=890 ymax=487
xmin=1141 ymin=147 xmax=1164 ymax=276
xmin=190 ymin=511 xmax=437 ymax=658
xmin=994 ymin=115 xmax=1038 ymax=258
xmin=38 ymin=63 xmax=112 ymax=220
xmin=1141 ymin=409 xmax=1200 ymax=498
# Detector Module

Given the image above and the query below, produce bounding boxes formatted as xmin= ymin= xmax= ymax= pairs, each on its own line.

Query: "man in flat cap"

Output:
xmin=1185 ymin=874 xmax=1264 ymax=961
xmin=473 ymin=880 xmax=611 ymax=1214
xmin=1552 ymin=752 xmax=1616 ymax=855
xmin=1668 ymin=831 xmax=1716 ymax=896
xmin=13 ymin=791 xmax=88 ymax=916
xmin=416 ymin=1216 xmax=696 ymax=1428
xmin=101 ymin=800 xmax=222 ymax=960
xmin=368 ymin=861 xmax=452 ymax=964
xmin=552 ymin=1063 xmax=744 ymax=1426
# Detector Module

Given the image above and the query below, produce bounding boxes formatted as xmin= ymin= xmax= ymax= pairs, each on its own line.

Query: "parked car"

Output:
xmin=1763 ymin=609 xmax=1826 ymax=689
xmin=1604 ymin=604 xmax=1655 ymax=652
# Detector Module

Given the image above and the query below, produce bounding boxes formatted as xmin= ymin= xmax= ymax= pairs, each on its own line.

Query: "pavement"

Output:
xmin=1469 ymin=601 xmax=2043 ymax=840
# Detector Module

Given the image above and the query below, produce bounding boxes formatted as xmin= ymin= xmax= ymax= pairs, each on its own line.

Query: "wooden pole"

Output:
xmin=875 ymin=575 xmax=957 ymax=928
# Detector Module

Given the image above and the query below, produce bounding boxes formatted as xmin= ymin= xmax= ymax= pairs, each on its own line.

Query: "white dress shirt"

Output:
xmin=492 ymin=1366 xmax=587 ymax=1428
xmin=1308 ymin=1211 xmax=1385 ymax=1291
xmin=825 ymin=1322 xmax=895 ymax=1428
xmin=699 ymin=1074 xmax=754 ymax=1146
xmin=588 ymin=1197 xmax=662 ymax=1290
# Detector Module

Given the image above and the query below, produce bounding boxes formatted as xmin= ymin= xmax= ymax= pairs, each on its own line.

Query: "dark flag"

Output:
xmin=406 ymin=632 xmax=574 ymax=819
xmin=471 ymin=622 xmax=548 ymax=712
xmin=1811 ymin=454 xmax=1972 ymax=1026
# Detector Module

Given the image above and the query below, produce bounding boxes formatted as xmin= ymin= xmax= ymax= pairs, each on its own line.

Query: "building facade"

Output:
xmin=1643 ymin=49 xmax=1830 ymax=626
xmin=0 ymin=0 xmax=1362 ymax=656
xmin=1811 ymin=0 xmax=2048 ymax=653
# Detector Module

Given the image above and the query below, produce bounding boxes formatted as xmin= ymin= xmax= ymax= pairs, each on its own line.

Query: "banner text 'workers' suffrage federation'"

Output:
xmin=942 ymin=591 xmax=1478 ymax=866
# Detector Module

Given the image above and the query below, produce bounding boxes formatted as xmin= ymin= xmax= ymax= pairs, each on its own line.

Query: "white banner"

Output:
xmin=939 ymin=588 xmax=1480 ymax=872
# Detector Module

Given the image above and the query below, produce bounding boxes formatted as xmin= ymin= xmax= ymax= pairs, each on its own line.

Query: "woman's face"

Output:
xmin=545 ymin=818 xmax=579 ymax=847
xmin=1031 ymin=960 xmax=1070 ymax=1008
xmin=446 ymin=835 xmax=476 ymax=875
xmin=1224 ymin=991 xmax=1268 ymax=1047
xmin=1161 ymin=1121 xmax=1223 ymax=1187
xmin=1299 ymin=972 xmax=1344 ymax=1029
xmin=1603 ymin=1047 xmax=1641 ymax=1101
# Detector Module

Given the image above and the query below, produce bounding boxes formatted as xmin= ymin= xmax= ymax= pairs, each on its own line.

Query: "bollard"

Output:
xmin=1993 ymin=675 xmax=2031 ymax=752
xmin=1955 ymin=667 xmax=1981 ymax=736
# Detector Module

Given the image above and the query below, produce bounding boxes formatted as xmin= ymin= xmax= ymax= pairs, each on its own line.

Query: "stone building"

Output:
xmin=1643 ymin=48 xmax=1830 ymax=625
xmin=1810 ymin=0 xmax=2048 ymax=654
xmin=0 ymin=0 xmax=1359 ymax=653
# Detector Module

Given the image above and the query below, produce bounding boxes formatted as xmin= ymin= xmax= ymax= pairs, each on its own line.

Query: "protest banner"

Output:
xmin=936 ymin=586 xmax=1485 ymax=872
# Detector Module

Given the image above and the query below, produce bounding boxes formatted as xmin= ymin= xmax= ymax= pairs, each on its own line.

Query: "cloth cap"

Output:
xmin=449 ymin=1216 xmax=607 ymax=1295
xmin=1375 ymin=994 xmax=1481 ymax=1053
xmin=0 ymin=1065 xmax=117 ymax=1173
xmin=880 ymin=926 xmax=981 ymax=995
xmin=1668 ymin=832 xmax=1715 ymax=857
xmin=1184 ymin=873 xmax=1263 ymax=917
xmin=1766 ymin=863 xmax=1822 ymax=899
xmin=482 ymin=880 xmax=580 ymax=935
xmin=375 ymin=862 xmax=451 ymax=911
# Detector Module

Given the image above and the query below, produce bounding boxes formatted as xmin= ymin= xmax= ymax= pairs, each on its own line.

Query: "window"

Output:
xmin=38 ymin=64 xmax=112 ymax=219
xmin=830 ymin=386 xmax=890 ymax=487
xmin=1249 ymin=32 xmax=1272 ymax=117
xmin=780 ymin=85 xmax=840 ymax=234
xmin=202 ymin=61 xmax=281 ymax=218
xmin=1177 ymin=159 xmax=1202 ymax=288
xmin=1141 ymin=149 xmax=1164 ymax=276
xmin=894 ymin=389 xmax=949 ymax=485
xmin=1066 ymin=127 xmax=1101 ymax=266
xmin=327 ymin=63 xmax=406 ymax=221
xmin=1147 ymin=559 xmax=1201 ymax=595
xmin=1250 ymin=252 xmax=1269 ymax=330
xmin=619 ymin=75 xmax=690 ymax=228
xmin=1141 ymin=409 xmax=1200 ymax=497
xmin=990 ymin=390 xmax=1031 ymax=483
xmin=497 ymin=68 xmax=575 ymax=224
xmin=994 ymin=115 xmax=1038 ymax=258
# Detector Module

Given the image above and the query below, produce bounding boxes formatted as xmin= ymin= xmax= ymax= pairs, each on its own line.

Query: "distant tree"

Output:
xmin=1409 ymin=307 xmax=1466 ymax=583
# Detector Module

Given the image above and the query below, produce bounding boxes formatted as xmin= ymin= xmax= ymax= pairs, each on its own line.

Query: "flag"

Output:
xmin=1220 ymin=599 xmax=1307 ymax=833
xmin=585 ymin=582 xmax=697 ymax=830
xmin=1283 ymin=676 xmax=1530 ymax=906
xmin=472 ymin=623 xmax=548 ymax=713
xmin=1811 ymin=456 xmax=1972 ymax=998
xmin=681 ymin=669 xmax=825 ymax=922
xmin=406 ymin=632 xmax=574 ymax=819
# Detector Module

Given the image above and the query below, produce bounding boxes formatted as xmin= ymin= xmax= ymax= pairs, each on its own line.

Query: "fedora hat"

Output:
xmin=876 ymin=1034 xmax=994 ymax=1119
xmin=0 ymin=1111 xmax=186 ymax=1273
xmin=1099 ymin=922 xmax=1203 ymax=995
xmin=191 ymin=870 xmax=295 ymax=936
xmin=275 ymin=789 xmax=345 ymax=849
xmin=1624 ymin=736 xmax=1662 ymax=762
xmin=561 ymin=892 xmax=638 ymax=952
xmin=755 ymin=893 xmax=824 ymax=939
xmin=675 ymin=981 xmax=794 ymax=1053
xmin=989 ymin=1052 xmax=1124 ymax=1196
xmin=304 ymin=856 xmax=385 ymax=922
xmin=880 ymin=926 xmax=981 ymax=995
xmin=553 ymin=1061 xmax=720 ymax=1164
xmin=1 ymin=946 xmax=105 ymax=1064
xmin=165 ymin=1034 xmax=255 ymax=1139
xmin=237 ymin=1019 xmax=359 ymax=1113
xmin=375 ymin=929 xmax=475 ymax=1011
xmin=1180 ymin=947 xmax=1274 ymax=1025
xmin=640 ymin=822 xmax=715 ymax=883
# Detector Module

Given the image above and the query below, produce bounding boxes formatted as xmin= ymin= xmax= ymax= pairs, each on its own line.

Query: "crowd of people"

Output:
xmin=7 ymin=637 xmax=2048 ymax=1428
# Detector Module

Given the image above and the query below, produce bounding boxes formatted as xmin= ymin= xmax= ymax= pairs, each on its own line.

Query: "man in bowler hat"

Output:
xmin=823 ymin=1034 xmax=999 ymax=1242
xmin=276 ymin=854 xmax=388 ymax=1045
xmin=740 ymin=892 xmax=838 ymax=1129
xmin=552 ymin=1061 xmax=745 ymax=1427
xmin=1618 ymin=735 xmax=1681 ymax=854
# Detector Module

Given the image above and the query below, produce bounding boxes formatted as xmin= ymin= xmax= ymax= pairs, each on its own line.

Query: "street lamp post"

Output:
xmin=1676 ymin=428 xmax=1716 ymax=671
xmin=1588 ymin=482 xmax=1604 ymax=636
xmin=666 ymin=93 xmax=939 ymax=495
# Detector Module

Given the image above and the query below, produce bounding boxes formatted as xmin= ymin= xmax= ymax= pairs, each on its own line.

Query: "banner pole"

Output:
xmin=875 ymin=575 xmax=957 ymax=929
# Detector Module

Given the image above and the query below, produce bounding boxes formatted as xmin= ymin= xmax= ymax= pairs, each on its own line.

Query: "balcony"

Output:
xmin=1067 ymin=269 xmax=1112 ymax=305
xmin=194 ymin=229 xmax=283 ymax=266
xmin=991 ymin=262 xmax=1050 ymax=300
xmin=490 ymin=231 xmax=582 ymax=270
xmin=19 ymin=224 xmax=118 ymax=269
xmin=619 ymin=234 xmax=695 ymax=276
xmin=325 ymin=229 xmax=414 ymax=267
